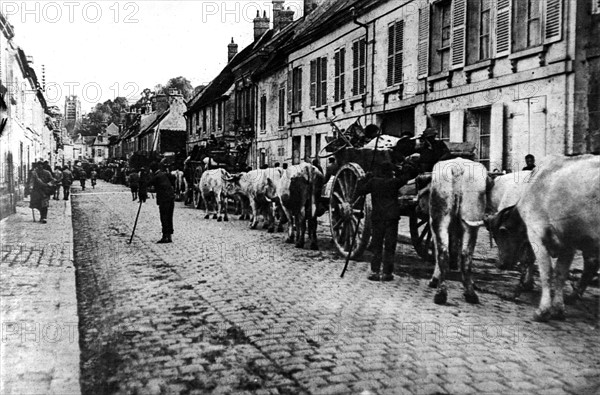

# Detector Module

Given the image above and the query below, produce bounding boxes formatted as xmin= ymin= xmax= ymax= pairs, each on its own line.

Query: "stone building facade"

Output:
xmin=246 ymin=0 xmax=599 ymax=170
xmin=0 ymin=11 xmax=55 ymax=219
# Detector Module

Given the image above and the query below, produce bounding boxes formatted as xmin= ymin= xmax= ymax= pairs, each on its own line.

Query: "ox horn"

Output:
xmin=463 ymin=219 xmax=484 ymax=227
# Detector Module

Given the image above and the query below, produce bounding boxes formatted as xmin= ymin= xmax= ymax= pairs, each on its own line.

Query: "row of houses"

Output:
xmin=186 ymin=0 xmax=599 ymax=172
xmin=0 ymin=12 xmax=64 ymax=219
xmin=105 ymin=92 xmax=188 ymax=163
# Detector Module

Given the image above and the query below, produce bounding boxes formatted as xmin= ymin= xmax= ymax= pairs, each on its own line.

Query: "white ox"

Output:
xmin=270 ymin=163 xmax=325 ymax=250
xmin=199 ymin=168 xmax=234 ymax=222
xmin=487 ymin=171 xmax=536 ymax=294
xmin=229 ymin=168 xmax=284 ymax=232
xmin=427 ymin=158 xmax=490 ymax=305
xmin=486 ymin=155 xmax=600 ymax=322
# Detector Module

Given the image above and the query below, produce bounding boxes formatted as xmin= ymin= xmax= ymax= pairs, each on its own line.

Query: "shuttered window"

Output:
xmin=451 ymin=0 xmax=466 ymax=69
xmin=310 ymin=57 xmax=328 ymax=107
xmin=334 ymin=47 xmax=345 ymax=101
xmin=544 ymin=0 xmax=562 ymax=43
xmin=512 ymin=0 xmax=562 ymax=52
xmin=418 ymin=5 xmax=430 ymax=78
xmin=260 ymin=95 xmax=266 ymax=131
xmin=495 ymin=0 xmax=511 ymax=56
xmin=278 ymin=84 xmax=285 ymax=127
xmin=387 ymin=20 xmax=404 ymax=86
xmin=292 ymin=66 xmax=302 ymax=113
xmin=352 ymin=38 xmax=366 ymax=96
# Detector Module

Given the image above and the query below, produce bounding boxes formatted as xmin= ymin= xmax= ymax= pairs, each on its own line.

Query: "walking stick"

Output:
xmin=31 ymin=209 xmax=36 ymax=222
xmin=128 ymin=200 xmax=143 ymax=244
xmin=341 ymin=130 xmax=382 ymax=278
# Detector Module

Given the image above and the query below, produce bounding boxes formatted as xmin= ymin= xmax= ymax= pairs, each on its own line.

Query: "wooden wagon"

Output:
xmin=319 ymin=120 xmax=477 ymax=262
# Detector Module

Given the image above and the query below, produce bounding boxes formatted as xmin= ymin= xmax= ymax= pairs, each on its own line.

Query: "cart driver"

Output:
xmin=411 ymin=127 xmax=451 ymax=173
xmin=356 ymin=161 xmax=411 ymax=282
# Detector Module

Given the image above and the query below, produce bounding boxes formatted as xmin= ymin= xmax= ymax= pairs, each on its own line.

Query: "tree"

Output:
xmin=161 ymin=76 xmax=194 ymax=100
xmin=77 ymin=97 xmax=129 ymax=136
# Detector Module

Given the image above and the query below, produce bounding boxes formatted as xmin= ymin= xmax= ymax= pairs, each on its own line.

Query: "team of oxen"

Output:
xmin=198 ymin=162 xmax=324 ymax=250
xmin=195 ymin=154 xmax=599 ymax=322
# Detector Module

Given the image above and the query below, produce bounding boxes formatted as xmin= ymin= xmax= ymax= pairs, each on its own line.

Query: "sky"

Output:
xmin=3 ymin=0 xmax=304 ymax=113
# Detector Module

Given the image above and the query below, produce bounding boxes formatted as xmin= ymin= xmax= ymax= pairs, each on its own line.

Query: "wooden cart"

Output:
xmin=319 ymin=120 xmax=475 ymax=262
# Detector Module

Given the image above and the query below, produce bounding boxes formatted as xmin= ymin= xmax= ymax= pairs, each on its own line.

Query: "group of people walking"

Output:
xmin=27 ymin=161 xmax=97 ymax=223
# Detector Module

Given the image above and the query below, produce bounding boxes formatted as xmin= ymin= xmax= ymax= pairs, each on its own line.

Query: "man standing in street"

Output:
xmin=356 ymin=162 xmax=408 ymax=282
xmin=52 ymin=166 xmax=63 ymax=200
xmin=30 ymin=162 xmax=54 ymax=224
xmin=62 ymin=166 xmax=73 ymax=200
xmin=148 ymin=162 xmax=176 ymax=244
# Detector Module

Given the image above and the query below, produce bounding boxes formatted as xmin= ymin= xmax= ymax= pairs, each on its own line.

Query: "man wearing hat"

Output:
xmin=356 ymin=161 xmax=411 ymax=282
xmin=413 ymin=127 xmax=451 ymax=173
xmin=147 ymin=162 xmax=176 ymax=243
xmin=29 ymin=162 xmax=54 ymax=223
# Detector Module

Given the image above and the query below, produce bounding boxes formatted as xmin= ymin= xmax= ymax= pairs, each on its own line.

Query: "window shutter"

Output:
xmin=451 ymin=0 xmax=466 ymax=69
xmin=298 ymin=68 xmax=302 ymax=111
xmin=359 ymin=38 xmax=366 ymax=94
xmin=321 ymin=57 xmax=327 ymax=106
xmin=340 ymin=48 xmax=345 ymax=99
xmin=352 ymin=41 xmax=359 ymax=95
xmin=544 ymin=0 xmax=562 ymax=43
xmin=387 ymin=23 xmax=395 ymax=87
xmin=334 ymin=51 xmax=340 ymax=101
xmin=288 ymin=68 xmax=292 ymax=112
xmin=395 ymin=21 xmax=404 ymax=84
xmin=495 ymin=0 xmax=511 ymax=57
xmin=418 ymin=5 xmax=430 ymax=78
xmin=310 ymin=60 xmax=317 ymax=107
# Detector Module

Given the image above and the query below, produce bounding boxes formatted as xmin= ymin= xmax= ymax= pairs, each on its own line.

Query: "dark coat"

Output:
xmin=62 ymin=169 xmax=73 ymax=186
xmin=149 ymin=170 xmax=176 ymax=205
xmin=30 ymin=169 xmax=54 ymax=210
xmin=357 ymin=176 xmax=405 ymax=221
xmin=419 ymin=140 xmax=451 ymax=173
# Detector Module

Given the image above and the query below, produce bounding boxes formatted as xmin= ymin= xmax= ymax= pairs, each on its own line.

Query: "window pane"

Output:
xmin=481 ymin=10 xmax=490 ymax=35
xmin=528 ymin=20 xmax=541 ymax=46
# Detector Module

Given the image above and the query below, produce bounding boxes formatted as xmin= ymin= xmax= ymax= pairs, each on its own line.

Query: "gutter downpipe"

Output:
xmin=352 ymin=7 xmax=374 ymax=122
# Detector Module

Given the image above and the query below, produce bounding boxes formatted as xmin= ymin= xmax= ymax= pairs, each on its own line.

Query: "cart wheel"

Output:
xmin=329 ymin=163 xmax=372 ymax=260
xmin=193 ymin=166 xmax=203 ymax=209
xmin=409 ymin=212 xmax=434 ymax=262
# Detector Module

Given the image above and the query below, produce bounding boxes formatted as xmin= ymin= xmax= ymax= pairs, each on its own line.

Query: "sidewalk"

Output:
xmin=0 ymin=197 xmax=80 ymax=395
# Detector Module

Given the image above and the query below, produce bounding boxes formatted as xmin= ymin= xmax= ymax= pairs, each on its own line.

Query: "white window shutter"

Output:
xmin=451 ymin=0 xmax=466 ymax=69
xmin=418 ymin=5 xmax=430 ymax=79
xmin=544 ymin=0 xmax=562 ymax=43
xmin=495 ymin=0 xmax=511 ymax=57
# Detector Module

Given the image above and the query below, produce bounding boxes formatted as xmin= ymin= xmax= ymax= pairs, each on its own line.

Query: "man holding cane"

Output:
xmin=148 ymin=162 xmax=176 ymax=244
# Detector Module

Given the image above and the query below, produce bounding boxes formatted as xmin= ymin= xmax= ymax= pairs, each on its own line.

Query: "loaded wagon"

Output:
xmin=319 ymin=119 xmax=479 ymax=262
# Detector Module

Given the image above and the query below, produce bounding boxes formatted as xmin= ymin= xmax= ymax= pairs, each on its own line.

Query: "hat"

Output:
xmin=411 ymin=127 xmax=438 ymax=140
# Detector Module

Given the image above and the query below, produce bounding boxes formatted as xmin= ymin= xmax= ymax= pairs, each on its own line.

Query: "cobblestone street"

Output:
xmin=72 ymin=181 xmax=600 ymax=395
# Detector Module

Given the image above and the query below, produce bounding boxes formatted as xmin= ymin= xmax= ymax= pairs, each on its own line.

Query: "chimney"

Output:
xmin=228 ymin=38 xmax=238 ymax=63
xmin=253 ymin=10 xmax=270 ymax=41
xmin=279 ymin=7 xmax=295 ymax=29
xmin=304 ymin=0 xmax=318 ymax=16
xmin=272 ymin=0 xmax=284 ymax=30
xmin=155 ymin=94 xmax=170 ymax=113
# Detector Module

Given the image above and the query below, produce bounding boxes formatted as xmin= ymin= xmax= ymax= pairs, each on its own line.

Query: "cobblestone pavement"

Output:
xmin=72 ymin=181 xmax=600 ymax=395
xmin=1 ymin=197 xmax=81 ymax=395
